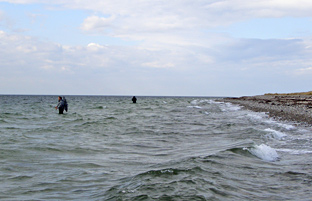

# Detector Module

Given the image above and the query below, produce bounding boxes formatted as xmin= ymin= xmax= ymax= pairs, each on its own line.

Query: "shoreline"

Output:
xmin=223 ymin=95 xmax=312 ymax=126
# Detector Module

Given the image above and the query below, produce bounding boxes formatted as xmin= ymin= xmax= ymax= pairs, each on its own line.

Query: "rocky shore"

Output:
xmin=223 ymin=95 xmax=312 ymax=126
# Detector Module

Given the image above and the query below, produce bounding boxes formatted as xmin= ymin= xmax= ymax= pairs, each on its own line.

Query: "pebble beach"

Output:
xmin=223 ymin=95 xmax=312 ymax=126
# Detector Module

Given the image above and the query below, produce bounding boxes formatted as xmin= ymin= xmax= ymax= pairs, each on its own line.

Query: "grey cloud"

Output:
xmin=215 ymin=38 xmax=307 ymax=62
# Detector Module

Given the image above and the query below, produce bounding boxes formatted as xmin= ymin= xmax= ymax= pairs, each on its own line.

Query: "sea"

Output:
xmin=0 ymin=95 xmax=311 ymax=200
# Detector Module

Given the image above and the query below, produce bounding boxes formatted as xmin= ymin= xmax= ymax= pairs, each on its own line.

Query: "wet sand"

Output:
xmin=223 ymin=95 xmax=312 ymax=126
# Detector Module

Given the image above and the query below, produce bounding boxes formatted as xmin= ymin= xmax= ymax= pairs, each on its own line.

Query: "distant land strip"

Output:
xmin=264 ymin=91 xmax=312 ymax=96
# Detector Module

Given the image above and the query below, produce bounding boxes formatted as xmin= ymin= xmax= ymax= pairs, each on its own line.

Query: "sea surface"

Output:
xmin=0 ymin=95 xmax=311 ymax=200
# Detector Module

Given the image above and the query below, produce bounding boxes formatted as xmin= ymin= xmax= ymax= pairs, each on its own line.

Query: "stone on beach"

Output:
xmin=223 ymin=95 xmax=312 ymax=125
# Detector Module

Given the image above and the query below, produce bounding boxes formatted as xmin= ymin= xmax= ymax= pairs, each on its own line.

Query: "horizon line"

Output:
xmin=0 ymin=93 xmax=231 ymax=98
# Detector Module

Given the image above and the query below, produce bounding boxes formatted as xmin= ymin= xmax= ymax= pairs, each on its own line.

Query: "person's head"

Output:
xmin=58 ymin=96 xmax=62 ymax=101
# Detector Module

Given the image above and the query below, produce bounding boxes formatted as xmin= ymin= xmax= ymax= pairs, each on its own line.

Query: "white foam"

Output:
xmin=246 ymin=144 xmax=279 ymax=162
xmin=199 ymin=99 xmax=211 ymax=104
xmin=161 ymin=169 xmax=174 ymax=173
xmin=190 ymin=99 xmax=218 ymax=106
xmin=187 ymin=106 xmax=202 ymax=109
xmin=276 ymin=123 xmax=295 ymax=130
xmin=276 ymin=148 xmax=312 ymax=155
xmin=209 ymin=99 xmax=223 ymax=104
xmin=264 ymin=128 xmax=287 ymax=140
xmin=247 ymin=113 xmax=265 ymax=120
xmin=222 ymin=102 xmax=242 ymax=111
xmin=264 ymin=119 xmax=295 ymax=130
xmin=190 ymin=100 xmax=198 ymax=105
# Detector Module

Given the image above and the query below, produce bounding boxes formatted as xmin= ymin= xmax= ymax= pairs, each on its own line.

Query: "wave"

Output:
xmin=0 ymin=119 xmax=8 ymax=123
xmin=264 ymin=118 xmax=296 ymax=130
xmin=217 ymin=101 xmax=296 ymax=132
xmin=187 ymin=105 xmax=202 ymax=109
xmin=246 ymin=112 xmax=266 ymax=120
xmin=103 ymin=165 xmax=219 ymax=200
xmin=9 ymin=175 xmax=33 ymax=181
xmin=139 ymin=167 xmax=196 ymax=177
xmin=91 ymin=106 xmax=107 ymax=109
xmin=101 ymin=140 xmax=279 ymax=200
xmin=264 ymin=128 xmax=287 ymax=140
xmin=276 ymin=148 xmax=312 ymax=155
xmin=3 ymin=126 xmax=20 ymax=130
xmin=220 ymin=102 xmax=242 ymax=112
xmin=190 ymin=99 xmax=198 ymax=105
xmin=244 ymin=144 xmax=279 ymax=162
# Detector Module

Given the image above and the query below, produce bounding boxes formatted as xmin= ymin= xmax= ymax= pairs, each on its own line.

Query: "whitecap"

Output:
xmin=276 ymin=123 xmax=295 ymax=130
xmin=190 ymin=100 xmax=198 ymax=105
xmin=187 ymin=106 xmax=202 ymax=109
xmin=264 ymin=119 xmax=295 ymax=130
xmin=264 ymin=128 xmax=287 ymax=140
xmin=220 ymin=102 xmax=242 ymax=112
xmin=199 ymin=99 xmax=211 ymax=104
xmin=161 ymin=169 xmax=174 ymax=174
xmin=276 ymin=148 xmax=312 ymax=155
xmin=209 ymin=99 xmax=223 ymax=104
xmin=247 ymin=113 xmax=265 ymax=120
xmin=246 ymin=144 xmax=279 ymax=162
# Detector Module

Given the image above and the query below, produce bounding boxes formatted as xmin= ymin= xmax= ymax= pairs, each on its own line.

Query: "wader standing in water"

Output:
xmin=55 ymin=96 xmax=68 ymax=114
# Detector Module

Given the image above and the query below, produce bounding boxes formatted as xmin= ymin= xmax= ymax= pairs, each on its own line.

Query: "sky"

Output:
xmin=1 ymin=0 xmax=312 ymax=97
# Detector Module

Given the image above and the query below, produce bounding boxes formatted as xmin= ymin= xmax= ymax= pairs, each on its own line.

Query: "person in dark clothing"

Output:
xmin=132 ymin=96 xmax=137 ymax=103
xmin=55 ymin=96 xmax=68 ymax=114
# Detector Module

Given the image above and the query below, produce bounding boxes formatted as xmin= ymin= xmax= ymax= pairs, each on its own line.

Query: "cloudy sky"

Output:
xmin=1 ymin=0 xmax=312 ymax=96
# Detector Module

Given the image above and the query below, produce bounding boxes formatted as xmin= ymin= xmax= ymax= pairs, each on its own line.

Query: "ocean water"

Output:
xmin=0 ymin=95 xmax=311 ymax=200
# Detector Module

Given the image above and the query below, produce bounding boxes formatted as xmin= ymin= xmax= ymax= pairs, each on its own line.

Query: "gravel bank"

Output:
xmin=223 ymin=95 xmax=312 ymax=126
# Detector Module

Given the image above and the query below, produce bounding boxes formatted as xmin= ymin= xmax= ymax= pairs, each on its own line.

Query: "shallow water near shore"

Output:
xmin=0 ymin=95 xmax=311 ymax=200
